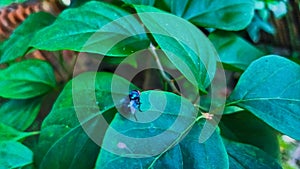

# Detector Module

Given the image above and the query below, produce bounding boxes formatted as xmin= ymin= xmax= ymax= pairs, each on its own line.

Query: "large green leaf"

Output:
xmin=180 ymin=120 xmax=229 ymax=169
xmin=35 ymin=72 xmax=137 ymax=169
xmin=0 ymin=123 xmax=39 ymax=142
xmin=97 ymin=144 xmax=183 ymax=169
xmin=0 ymin=12 xmax=56 ymax=63
xmin=160 ymin=0 xmax=255 ymax=31
xmin=135 ymin=5 xmax=217 ymax=92
xmin=224 ymin=139 xmax=282 ymax=169
xmin=227 ymin=55 xmax=300 ymax=140
xmin=0 ymin=141 xmax=33 ymax=168
xmin=96 ymin=90 xmax=198 ymax=168
xmin=31 ymin=1 xmax=149 ymax=57
xmin=0 ymin=60 xmax=56 ymax=99
xmin=209 ymin=31 xmax=265 ymax=71
xmin=220 ymin=111 xmax=280 ymax=160
xmin=0 ymin=98 xmax=41 ymax=131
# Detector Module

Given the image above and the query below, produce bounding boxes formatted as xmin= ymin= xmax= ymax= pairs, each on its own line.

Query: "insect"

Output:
xmin=128 ymin=90 xmax=142 ymax=121
xmin=129 ymin=90 xmax=142 ymax=111
xmin=118 ymin=90 xmax=142 ymax=121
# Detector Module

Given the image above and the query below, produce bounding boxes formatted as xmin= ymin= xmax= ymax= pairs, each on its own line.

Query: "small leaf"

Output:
xmin=180 ymin=120 xmax=229 ymax=169
xmin=0 ymin=60 xmax=56 ymax=99
xmin=0 ymin=12 xmax=56 ymax=63
xmin=0 ymin=141 xmax=33 ymax=168
xmin=223 ymin=106 xmax=244 ymax=115
xmin=31 ymin=1 xmax=149 ymax=57
xmin=161 ymin=0 xmax=255 ymax=31
xmin=96 ymin=90 xmax=197 ymax=168
xmin=123 ymin=0 xmax=155 ymax=5
xmin=209 ymin=31 xmax=265 ymax=71
xmin=224 ymin=139 xmax=282 ymax=169
xmin=227 ymin=55 xmax=300 ymax=140
xmin=35 ymin=72 xmax=137 ymax=169
xmin=0 ymin=98 xmax=41 ymax=131
xmin=0 ymin=123 xmax=39 ymax=142
xmin=135 ymin=5 xmax=217 ymax=92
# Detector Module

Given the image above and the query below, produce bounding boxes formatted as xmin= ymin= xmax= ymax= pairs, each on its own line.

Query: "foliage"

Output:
xmin=0 ymin=0 xmax=299 ymax=168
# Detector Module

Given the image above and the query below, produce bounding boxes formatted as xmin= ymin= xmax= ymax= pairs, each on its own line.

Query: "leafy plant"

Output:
xmin=0 ymin=0 xmax=299 ymax=168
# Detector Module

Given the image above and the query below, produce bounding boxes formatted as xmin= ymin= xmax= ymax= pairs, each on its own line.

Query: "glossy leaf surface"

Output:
xmin=135 ymin=5 xmax=217 ymax=92
xmin=0 ymin=98 xmax=41 ymax=130
xmin=161 ymin=0 xmax=255 ymax=30
xmin=228 ymin=55 xmax=300 ymax=140
xmin=36 ymin=72 xmax=137 ymax=169
xmin=31 ymin=1 xmax=149 ymax=57
xmin=0 ymin=60 xmax=56 ymax=99
xmin=209 ymin=31 xmax=265 ymax=71
xmin=0 ymin=141 xmax=33 ymax=168
xmin=96 ymin=90 xmax=198 ymax=168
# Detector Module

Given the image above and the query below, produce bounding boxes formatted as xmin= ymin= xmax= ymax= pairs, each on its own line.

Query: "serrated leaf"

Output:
xmin=0 ymin=12 xmax=56 ymax=63
xmin=30 ymin=1 xmax=149 ymax=57
xmin=0 ymin=60 xmax=56 ymax=99
xmin=0 ymin=141 xmax=33 ymax=168
xmin=161 ymin=0 xmax=255 ymax=31
xmin=209 ymin=31 xmax=265 ymax=71
xmin=0 ymin=123 xmax=39 ymax=142
xmin=224 ymin=139 xmax=282 ymax=169
xmin=227 ymin=55 xmax=300 ymax=140
xmin=96 ymin=90 xmax=197 ymax=168
xmin=180 ymin=120 xmax=229 ymax=169
xmin=135 ymin=5 xmax=217 ymax=92
xmin=0 ymin=98 xmax=41 ymax=131
xmin=36 ymin=72 xmax=138 ymax=169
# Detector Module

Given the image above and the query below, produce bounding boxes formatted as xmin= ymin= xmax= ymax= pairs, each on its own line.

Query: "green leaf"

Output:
xmin=135 ymin=5 xmax=217 ymax=92
xmin=35 ymin=72 xmax=137 ymax=169
xmin=97 ymin=144 xmax=183 ymax=169
xmin=160 ymin=0 xmax=255 ymax=31
xmin=227 ymin=55 xmax=300 ymax=140
xmin=224 ymin=139 xmax=282 ymax=169
xmin=180 ymin=120 xmax=229 ymax=169
xmin=0 ymin=60 xmax=56 ymax=99
xmin=0 ymin=98 xmax=41 ymax=131
xmin=0 ymin=141 xmax=33 ymax=168
xmin=96 ymin=90 xmax=197 ymax=168
xmin=0 ymin=0 xmax=27 ymax=7
xmin=209 ymin=31 xmax=265 ymax=71
xmin=223 ymin=106 xmax=244 ymax=115
xmin=0 ymin=123 xmax=39 ymax=142
xmin=220 ymin=111 xmax=280 ymax=161
xmin=123 ymin=0 xmax=155 ymax=5
xmin=31 ymin=1 xmax=149 ymax=57
xmin=0 ymin=12 xmax=56 ymax=63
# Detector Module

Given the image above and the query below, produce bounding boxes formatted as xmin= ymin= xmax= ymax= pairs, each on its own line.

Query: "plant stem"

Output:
xmin=147 ymin=115 xmax=204 ymax=169
xmin=193 ymin=104 xmax=209 ymax=112
xmin=148 ymin=43 xmax=181 ymax=95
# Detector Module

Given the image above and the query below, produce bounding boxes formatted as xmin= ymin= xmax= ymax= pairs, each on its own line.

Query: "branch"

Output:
xmin=148 ymin=43 xmax=181 ymax=95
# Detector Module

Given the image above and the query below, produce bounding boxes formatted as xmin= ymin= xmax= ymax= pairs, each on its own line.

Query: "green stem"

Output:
xmin=147 ymin=115 xmax=204 ymax=169
xmin=193 ymin=104 xmax=209 ymax=112
xmin=148 ymin=43 xmax=181 ymax=95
